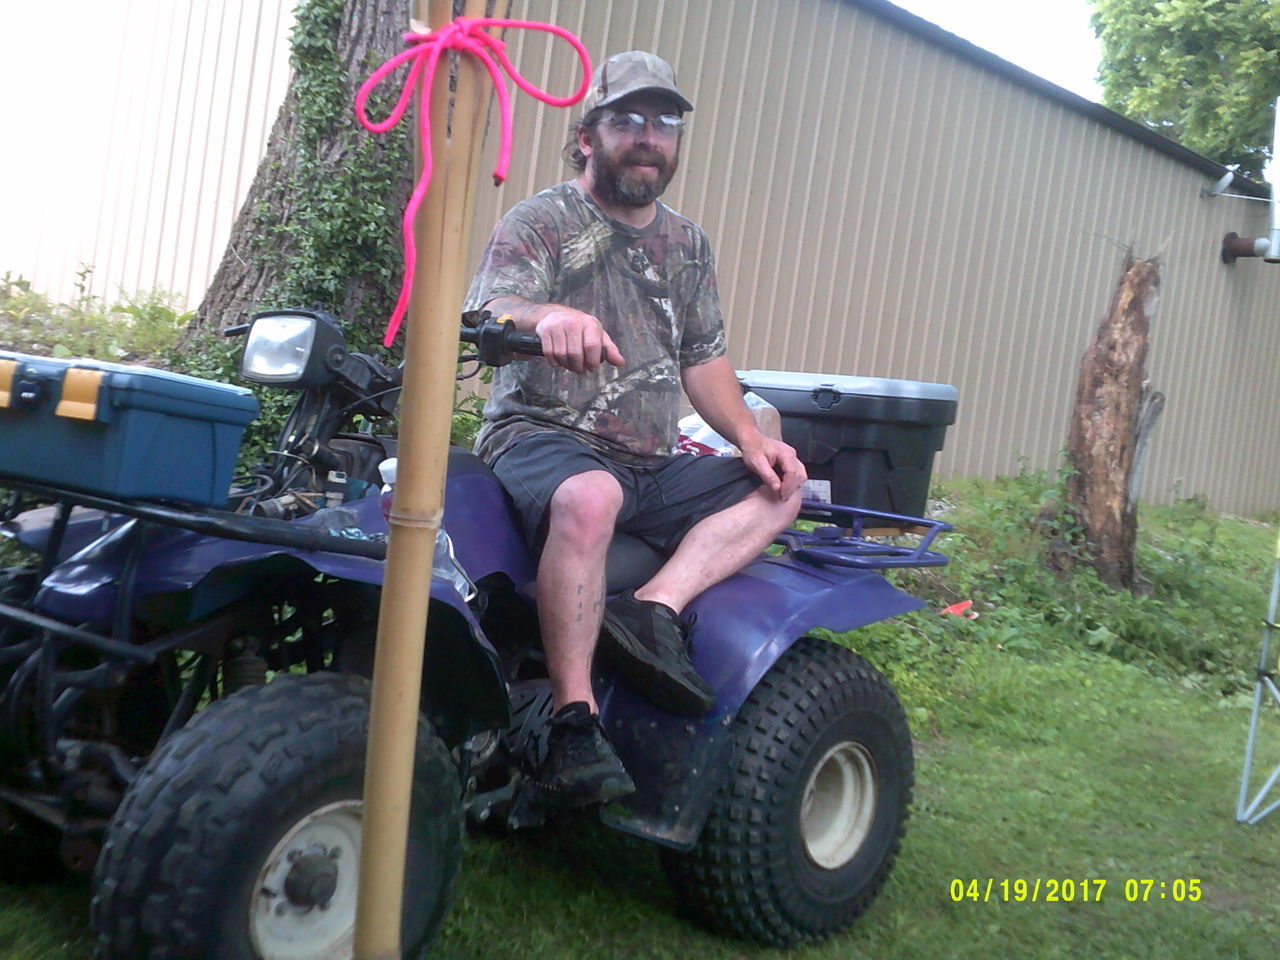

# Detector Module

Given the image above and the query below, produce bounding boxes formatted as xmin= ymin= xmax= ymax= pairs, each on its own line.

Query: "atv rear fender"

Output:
xmin=598 ymin=552 xmax=925 ymax=850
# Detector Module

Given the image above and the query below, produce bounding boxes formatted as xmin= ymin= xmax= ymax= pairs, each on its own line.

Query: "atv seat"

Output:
xmin=446 ymin=448 xmax=666 ymax=594
xmin=605 ymin=534 xmax=667 ymax=594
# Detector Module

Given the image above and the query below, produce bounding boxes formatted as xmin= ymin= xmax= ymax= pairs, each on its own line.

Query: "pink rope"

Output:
xmin=354 ymin=17 xmax=591 ymax=345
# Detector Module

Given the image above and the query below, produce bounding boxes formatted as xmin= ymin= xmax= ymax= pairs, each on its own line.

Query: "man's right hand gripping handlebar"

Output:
xmin=532 ymin=306 xmax=625 ymax=374
xmin=470 ymin=298 xmax=625 ymax=374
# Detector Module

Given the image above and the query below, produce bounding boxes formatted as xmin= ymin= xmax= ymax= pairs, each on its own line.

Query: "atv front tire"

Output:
xmin=662 ymin=636 xmax=913 ymax=946
xmin=91 ymin=672 xmax=462 ymax=960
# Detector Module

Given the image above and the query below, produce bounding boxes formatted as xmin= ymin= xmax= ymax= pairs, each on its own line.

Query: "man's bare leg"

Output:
xmin=537 ymin=470 xmax=623 ymax=711
xmin=634 ymin=486 xmax=801 ymax=614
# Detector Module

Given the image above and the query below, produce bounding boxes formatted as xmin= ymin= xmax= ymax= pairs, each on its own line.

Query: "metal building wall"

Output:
xmin=4 ymin=0 xmax=1277 ymax=512
xmin=0 ymin=0 xmax=293 ymax=306
xmin=471 ymin=0 xmax=1280 ymax=513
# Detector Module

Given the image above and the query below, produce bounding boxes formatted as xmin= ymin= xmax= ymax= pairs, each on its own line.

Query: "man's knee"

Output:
xmin=547 ymin=470 xmax=624 ymax=547
xmin=752 ymin=485 xmax=803 ymax=534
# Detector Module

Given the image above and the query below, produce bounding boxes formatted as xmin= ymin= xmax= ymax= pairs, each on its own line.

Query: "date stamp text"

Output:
xmin=948 ymin=878 xmax=1202 ymax=903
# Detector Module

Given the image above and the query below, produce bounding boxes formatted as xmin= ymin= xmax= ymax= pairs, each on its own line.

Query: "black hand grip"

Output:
xmin=504 ymin=327 xmax=544 ymax=356
xmin=459 ymin=313 xmax=543 ymax=365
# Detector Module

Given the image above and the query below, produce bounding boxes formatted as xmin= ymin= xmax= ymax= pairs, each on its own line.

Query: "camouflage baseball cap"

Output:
xmin=580 ymin=50 xmax=694 ymax=117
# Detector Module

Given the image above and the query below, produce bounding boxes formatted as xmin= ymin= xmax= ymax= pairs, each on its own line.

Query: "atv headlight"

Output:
xmin=433 ymin=529 xmax=477 ymax=603
xmin=242 ymin=310 xmax=346 ymax=388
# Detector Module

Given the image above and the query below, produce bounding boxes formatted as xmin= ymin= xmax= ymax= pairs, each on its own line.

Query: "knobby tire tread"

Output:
xmin=662 ymin=636 xmax=914 ymax=946
xmin=90 ymin=672 xmax=461 ymax=960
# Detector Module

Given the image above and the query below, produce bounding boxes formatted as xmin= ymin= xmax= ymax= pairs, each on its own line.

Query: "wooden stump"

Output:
xmin=1064 ymin=254 xmax=1160 ymax=590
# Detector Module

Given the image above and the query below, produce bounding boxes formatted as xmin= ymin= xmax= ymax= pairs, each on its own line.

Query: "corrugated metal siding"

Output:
xmin=5 ymin=0 xmax=1278 ymax=512
xmin=471 ymin=0 xmax=1280 ymax=514
xmin=0 ymin=0 xmax=293 ymax=305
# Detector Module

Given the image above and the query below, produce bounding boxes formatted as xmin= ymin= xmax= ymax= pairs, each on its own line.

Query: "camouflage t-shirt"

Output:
xmin=464 ymin=181 xmax=727 ymax=466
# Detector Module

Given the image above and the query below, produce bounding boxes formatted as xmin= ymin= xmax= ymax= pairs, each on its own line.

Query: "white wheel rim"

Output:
xmin=800 ymin=741 xmax=877 ymax=870
xmin=250 ymin=800 xmax=362 ymax=960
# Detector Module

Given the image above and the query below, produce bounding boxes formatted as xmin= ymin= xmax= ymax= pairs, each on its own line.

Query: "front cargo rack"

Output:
xmin=779 ymin=501 xmax=951 ymax=570
xmin=0 ymin=476 xmax=388 ymax=561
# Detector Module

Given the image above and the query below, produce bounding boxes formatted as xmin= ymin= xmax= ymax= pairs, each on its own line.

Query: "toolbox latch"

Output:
xmin=56 ymin=367 xmax=106 ymax=421
xmin=811 ymin=385 xmax=841 ymax=410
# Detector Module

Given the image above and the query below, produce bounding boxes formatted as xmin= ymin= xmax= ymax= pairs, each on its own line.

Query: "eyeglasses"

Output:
xmin=600 ymin=111 xmax=685 ymax=138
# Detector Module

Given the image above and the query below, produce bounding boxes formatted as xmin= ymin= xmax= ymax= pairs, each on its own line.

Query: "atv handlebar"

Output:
xmin=459 ymin=312 xmax=544 ymax=366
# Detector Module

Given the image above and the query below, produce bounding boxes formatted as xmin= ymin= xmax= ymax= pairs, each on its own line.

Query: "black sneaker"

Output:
xmin=531 ymin=702 xmax=635 ymax=807
xmin=597 ymin=590 xmax=715 ymax=716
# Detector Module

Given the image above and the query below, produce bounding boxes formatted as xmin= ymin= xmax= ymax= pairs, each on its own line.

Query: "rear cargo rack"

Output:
xmin=778 ymin=501 xmax=951 ymax=570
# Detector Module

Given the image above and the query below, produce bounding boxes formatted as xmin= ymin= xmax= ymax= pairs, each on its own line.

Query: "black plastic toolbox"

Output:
xmin=738 ymin=369 xmax=958 ymax=517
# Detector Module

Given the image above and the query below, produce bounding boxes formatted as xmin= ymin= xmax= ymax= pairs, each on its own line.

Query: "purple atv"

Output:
xmin=0 ymin=310 xmax=949 ymax=958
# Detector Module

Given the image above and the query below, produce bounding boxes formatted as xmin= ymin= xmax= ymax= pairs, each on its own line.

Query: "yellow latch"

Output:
xmin=0 ymin=359 xmax=15 ymax=409
xmin=56 ymin=367 xmax=105 ymax=421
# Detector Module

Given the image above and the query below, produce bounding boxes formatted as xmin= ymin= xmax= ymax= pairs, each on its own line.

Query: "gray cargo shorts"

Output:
xmin=490 ymin=431 xmax=762 ymax=555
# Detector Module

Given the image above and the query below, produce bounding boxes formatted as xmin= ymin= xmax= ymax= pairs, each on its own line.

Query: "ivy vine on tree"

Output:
xmin=195 ymin=0 xmax=497 ymax=354
xmin=1091 ymin=0 xmax=1280 ymax=178
xmin=192 ymin=0 xmax=499 ymax=450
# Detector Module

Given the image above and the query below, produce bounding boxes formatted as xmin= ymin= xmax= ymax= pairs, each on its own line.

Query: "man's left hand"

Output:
xmin=739 ymin=437 xmax=807 ymax=500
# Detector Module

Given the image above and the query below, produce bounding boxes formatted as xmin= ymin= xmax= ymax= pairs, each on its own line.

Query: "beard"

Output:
xmin=590 ymin=140 xmax=679 ymax=208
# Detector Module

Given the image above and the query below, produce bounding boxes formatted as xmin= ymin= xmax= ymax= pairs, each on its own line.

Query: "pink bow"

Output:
xmin=355 ymin=17 xmax=591 ymax=345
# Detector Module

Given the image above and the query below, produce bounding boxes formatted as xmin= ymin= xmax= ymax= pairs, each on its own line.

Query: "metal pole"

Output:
xmin=1237 ymin=529 xmax=1280 ymax=823
xmin=354 ymin=1 xmax=490 ymax=956
xmin=1262 ymin=96 xmax=1280 ymax=262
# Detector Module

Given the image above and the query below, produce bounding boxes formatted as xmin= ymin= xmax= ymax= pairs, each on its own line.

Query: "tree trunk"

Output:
xmin=194 ymin=0 xmax=411 ymax=340
xmin=192 ymin=85 xmax=303 ymax=333
xmin=1064 ymin=253 xmax=1160 ymax=590
xmin=1128 ymin=386 xmax=1165 ymax=504
xmin=193 ymin=0 xmax=496 ymax=347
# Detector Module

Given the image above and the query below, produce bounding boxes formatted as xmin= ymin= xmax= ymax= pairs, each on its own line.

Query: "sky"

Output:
xmin=891 ymin=0 xmax=1104 ymax=102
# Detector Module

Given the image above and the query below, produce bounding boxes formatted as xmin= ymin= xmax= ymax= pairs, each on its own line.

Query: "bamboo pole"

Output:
xmin=353 ymin=1 xmax=491 ymax=957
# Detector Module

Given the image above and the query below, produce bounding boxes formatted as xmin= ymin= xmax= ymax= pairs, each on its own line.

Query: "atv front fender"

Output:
xmin=32 ymin=495 xmax=508 ymax=748
xmin=599 ymin=553 xmax=922 ymax=850
xmin=34 ymin=494 xmax=391 ymax=624
xmin=1 ymin=504 xmax=125 ymax=561
xmin=419 ymin=580 xmax=512 ymax=745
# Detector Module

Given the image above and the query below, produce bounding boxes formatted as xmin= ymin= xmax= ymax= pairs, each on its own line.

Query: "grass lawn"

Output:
xmin=4 ymin=640 xmax=1277 ymax=960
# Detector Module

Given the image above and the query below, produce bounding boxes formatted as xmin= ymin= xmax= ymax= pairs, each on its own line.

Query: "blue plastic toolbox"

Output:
xmin=0 ymin=351 xmax=259 ymax=506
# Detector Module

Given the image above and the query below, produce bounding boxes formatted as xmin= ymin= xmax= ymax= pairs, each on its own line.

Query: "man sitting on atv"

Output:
xmin=464 ymin=50 xmax=806 ymax=806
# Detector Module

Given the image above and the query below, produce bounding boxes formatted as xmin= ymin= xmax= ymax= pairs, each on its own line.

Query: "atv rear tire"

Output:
xmin=90 ymin=672 xmax=462 ymax=960
xmin=661 ymin=636 xmax=913 ymax=946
